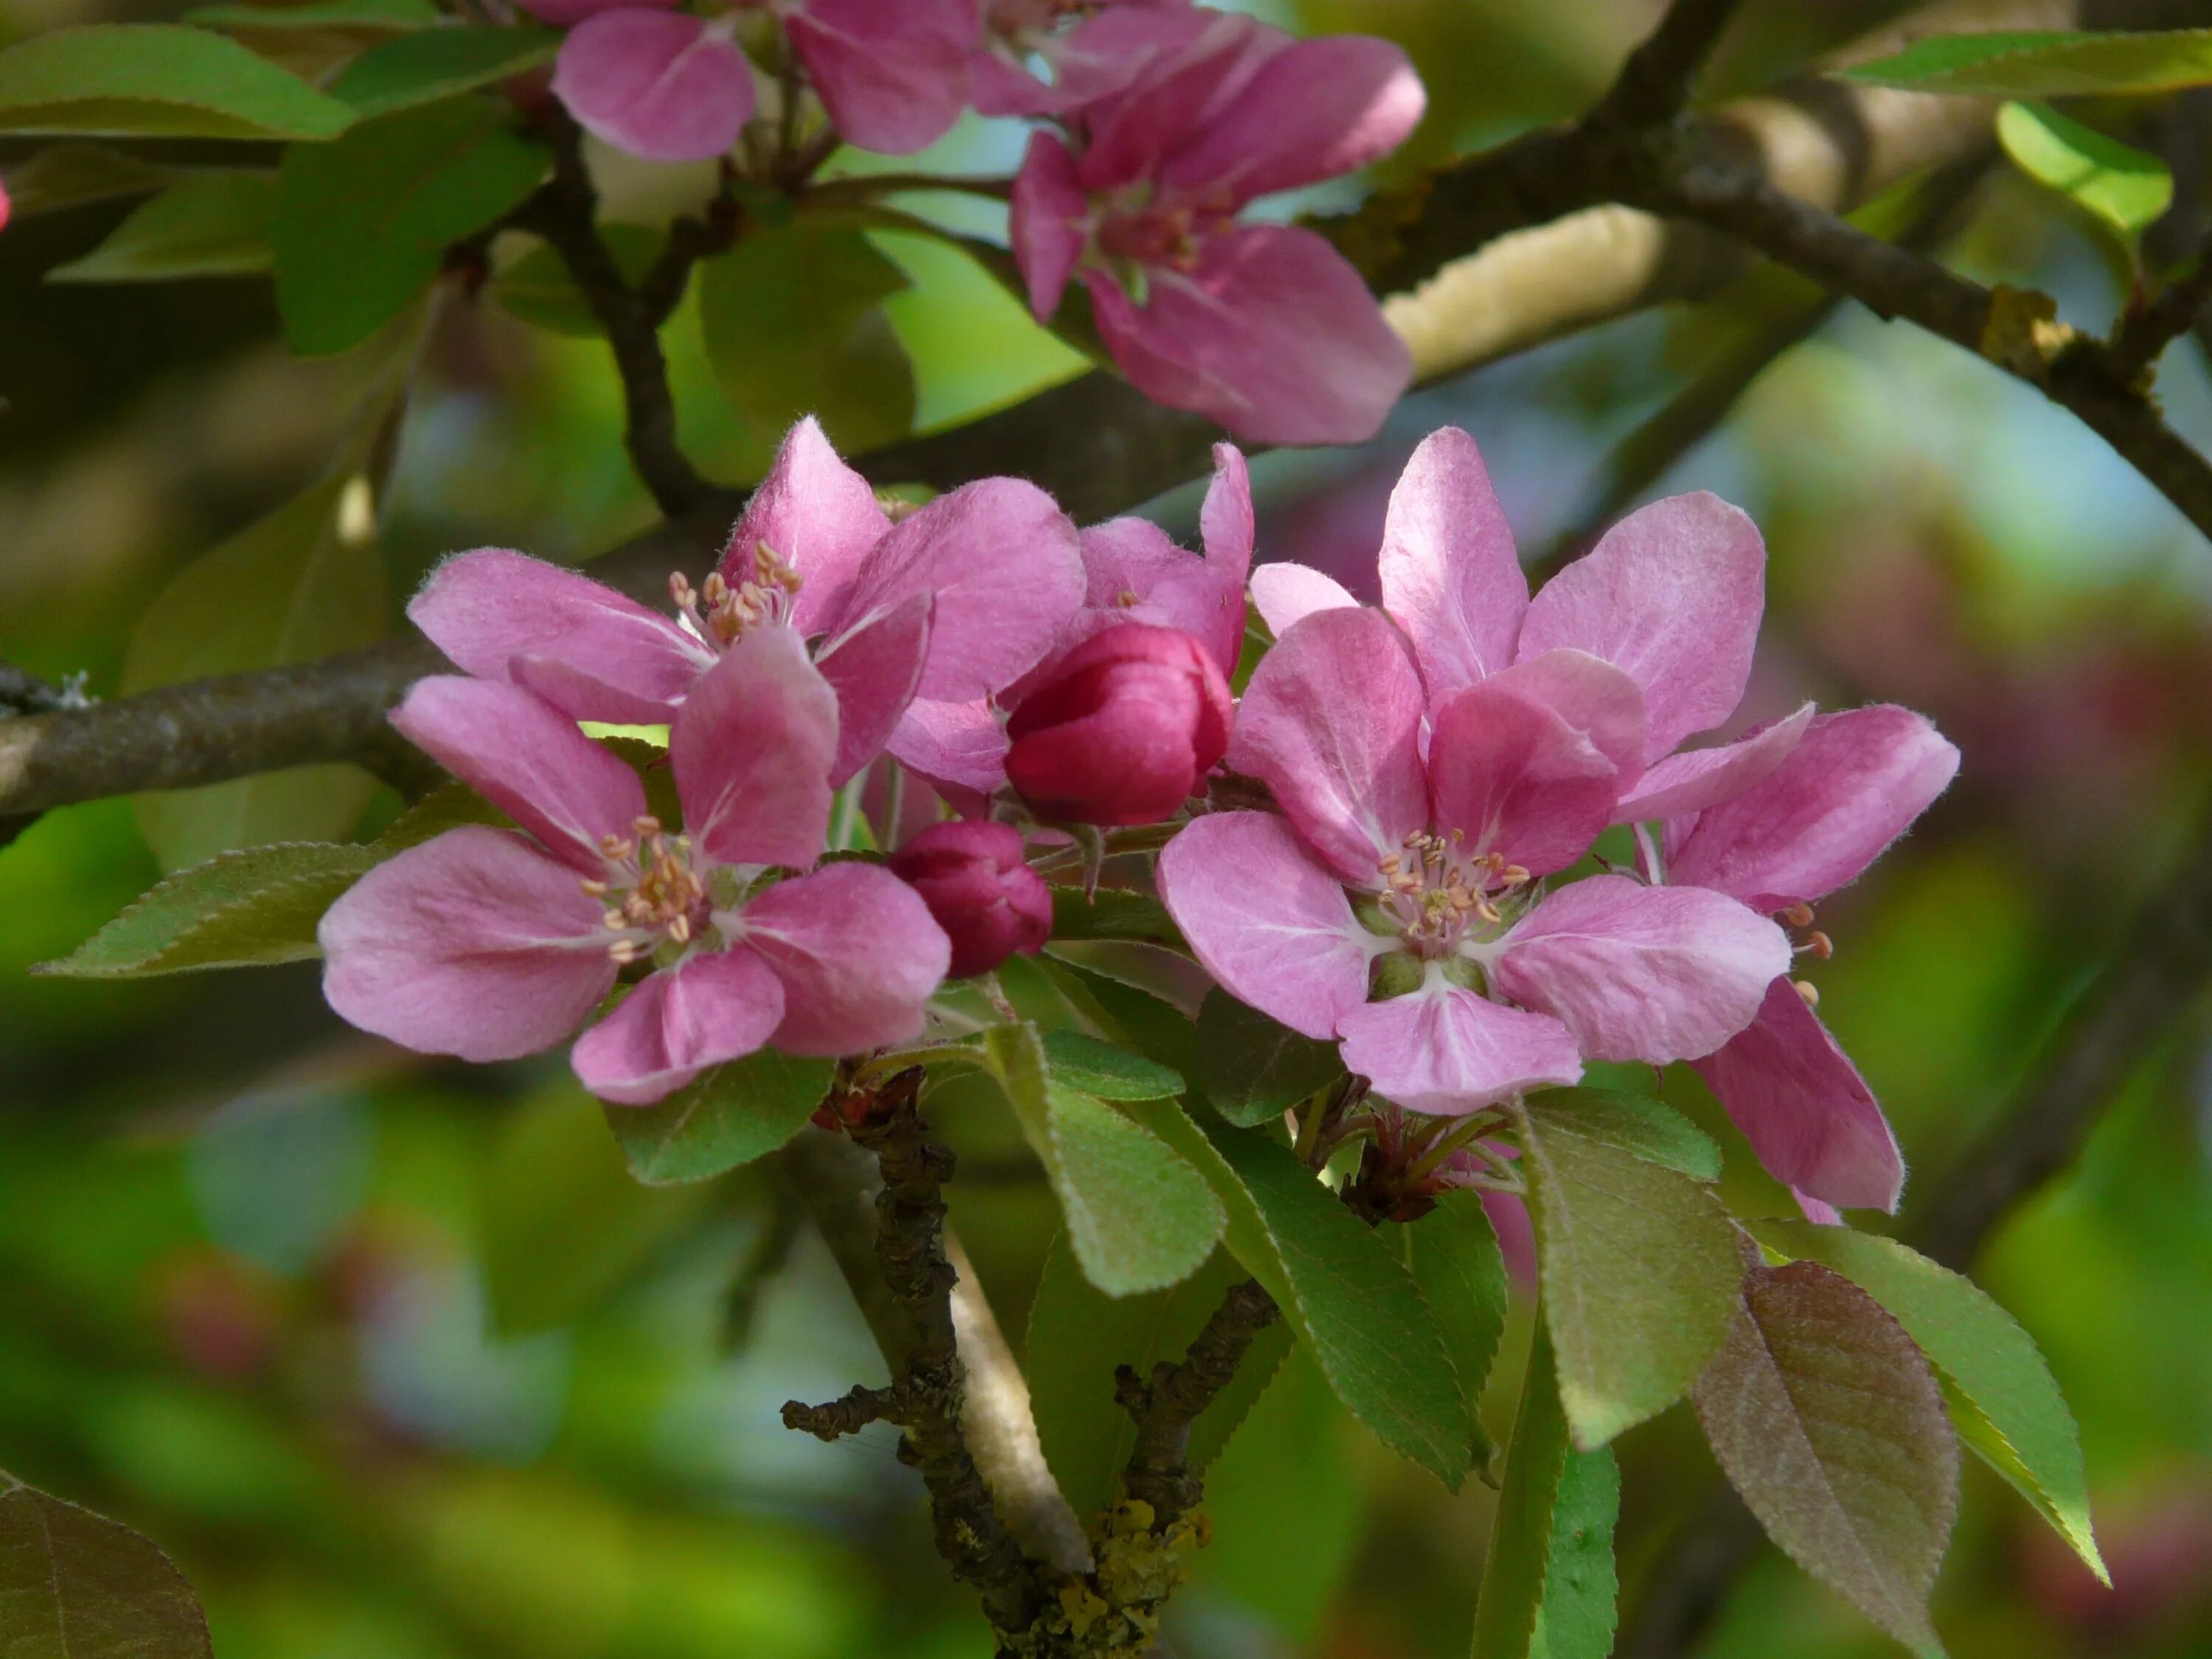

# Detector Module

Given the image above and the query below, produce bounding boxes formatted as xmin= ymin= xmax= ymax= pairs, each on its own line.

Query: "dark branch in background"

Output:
xmin=1114 ymin=1278 xmax=1280 ymax=1527
xmin=0 ymin=661 xmax=82 ymax=717
xmin=1585 ymin=0 xmax=1747 ymax=128
xmin=1621 ymin=804 xmax=2212 ymax=1658
xmin=2108 ymin=221 xmax=2212 ymax=386
xmin=512 ymin=110 xmax=720 ymax=516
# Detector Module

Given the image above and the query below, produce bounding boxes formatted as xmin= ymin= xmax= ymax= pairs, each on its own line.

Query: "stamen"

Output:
xmin=1781 ymin=901 xmax=1815 ymax=928
xmin=1802 ymin=931 xmax=1834 ymax=961
xmin=1792 ymin=978 xmax=1820 ymax=1008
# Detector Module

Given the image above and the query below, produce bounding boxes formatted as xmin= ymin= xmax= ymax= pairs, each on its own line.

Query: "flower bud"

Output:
xmin=888 ymin=821 xmax=1053 ymax=978
xmin=1004 ymin=624 xmax=1233 ymax=827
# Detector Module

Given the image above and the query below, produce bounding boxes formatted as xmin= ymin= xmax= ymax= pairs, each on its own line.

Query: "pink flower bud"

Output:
xmin=888 ymin=821 xmax=1052 ymax=978
xmin=1004 ymin=623 xmax=1233 ymax=827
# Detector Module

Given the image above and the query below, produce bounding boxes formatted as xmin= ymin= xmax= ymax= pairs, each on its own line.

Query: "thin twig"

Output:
xmin=2108 ymin=226 xmax=2212 ymax=386
xmin=1585 ymin=0 xmax=1748 ymax=130
xmin=1114 ymin=1278 xmax=1281 ymax=1528
xmin=0 ymin=661 xmax=81 ymax=718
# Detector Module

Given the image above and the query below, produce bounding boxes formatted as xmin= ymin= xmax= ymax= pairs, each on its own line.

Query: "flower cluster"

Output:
xmin=528 ymin=0 xmax=1424 ymax=445
xmin=323 ymin=418 xmax=1954 ymax=1221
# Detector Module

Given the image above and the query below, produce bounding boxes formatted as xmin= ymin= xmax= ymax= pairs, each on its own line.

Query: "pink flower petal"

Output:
xmin=785 ymin=0 xmax=970 ymax=156
xmin=389 ymin=676 xmax=645 ymax=873
xmin=1426 ymin=678 xmax=1619 ymax=877
xmin=1376 ymin=426 xmax=1527 ymax=698
xmin=1663 ymin=706 xmax=1960 ymax=911
xmin=722 ymin=417 xmax=891 ymax=638
xmin=832 ymin=477 xmax=1082 ymax=703
xmin=1063 ymin=8 xmax=1282 ymax=192
xmin=409 ymin=546 xmax=707 ymax=726
xmin=1691 ymin=978 xmax=1905 ymax=1213
xmin=1074 ymin=508 xmax=1245 ymax=678
xmin=1338 ymin=980 xmax=1582 ymax=1115
xmin=1517 ymin=491 xmax=1765 ymax=762
xmin=1083 ymin=223 xmax=1411 ymax=447
xmin=1483 ymin=648 xmax=1648 ymax=791
xmin=814 ymin=589 xmax=933 ymax=787
xmin=319 ymin=827 xmax=614 ymax=1062
xmin=1155 ymin=810 xmax=1377 ymax=1040
xmin=1249 ymin=562 xmax=1357 ymax=638
xmin=669 ymin=623 xmax=838 ymax=870
xmin=1228 ymin=605 xmax=1428 ymax=886
xmin=1198 ymin=445 xmax=1256 ymax=651
xmin=572 ymin=946 xmax=786 ymax=1106
xmin=888 ymin=697 xmax=1010 ymax=794
xmin=737 ymin=863 xmax=950 ymax=1054
xmin=552 ymin=11 xmax=754 ymax=164
xmin=1486 ymin=875 xmax=1792 ymax=1065
xmin=1612 ymin=703 xmax=1814 ymax=825
xmin=1010 ymin=129 xmax=1089 ymax=321
xmin=1160 ymin=32 xmax=1425 ymax=206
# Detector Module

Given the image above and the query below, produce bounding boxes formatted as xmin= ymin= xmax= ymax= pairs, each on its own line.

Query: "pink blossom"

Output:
xmin=783 ymin=0 xmax=975 ymax=156
xmin=1662 ymin=706 xmax=1960 ymax=1214
xmin=320 ymin=643 xmax=950 ymax=1105
xmin=1009 ymin=9 xmax=1422 ymax=445
xmin=1004 ymin=622 xmax=1233 ymax=826
xmin=969 ymin=0 xmax=1193 ymax=117
xmin=1157 ymin=601 xmax=1792 ymax=1116
xmin=408 ymin=417 xmax=1082 ymax=789
xmin=548 ymin=5 xmax=755 ymax=162
xmin=888 ymin=819 xmax=1051 ymax=976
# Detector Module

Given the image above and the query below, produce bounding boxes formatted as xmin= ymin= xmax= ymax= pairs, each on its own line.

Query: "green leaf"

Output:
xmin=0 ymin=143 xmax=170 ymax=216
xmin=1048 ymin=885 xmax=1183 ymax=945
xmin=1693 ymin=1255 xmax=1958 ymax=1658
xmin=0 ymin=25 xmax=355 ymax=140
xmin=698 ymin=221 xmax=916 ymax=453
xmin=492 ymin=223 xmax=664 ymax=337
xmin=1527 ymin=1087 xmax=1722 ymax=1180
xmin=982 ymin=1023 xmax=1223 ymax=1297
xmin=187 ymin=0 xmax=442 ymax=31
xmin=1040 ymin=1029 xmax=1186 ymax=1101
xmin=368 ymin=779 xmax=511 ymax=852
xmin=1845 ymin=28 xmax=2212 ymax=96
xmin=481 ymin=1079 xmax=713 ymax=1335
xmin=605 ymin=1048 xmax=836 ymax=1185
xmin=0 ymin=1468 xmax=212 ymax=1656
xmin=274 ymin=100 xmax=548 ymax=355
xmin=1194 ymin=988 xmax=1346 ymax=1128
xmin=1752 ymin=1219 xmax=2104 ymax=1583
xmin=1043 ymin=938 xmax=1208 ymax=1015
xmin=1997 ymin=100 xmax=2172 ymax=247
xmin=1517 ymin=1093 xmax=1739 ymax=1448
xmin=46 ymin=173 xmax=274 ymax=282
xmin=326 ymin=26 xmax=560 ymax=116
xmin=1530 ymin=1439 xmax=1621 ymax=1659
xmin=1126 ymin=1099 xmax=1473 ymax=1486
xmin=1026 ymin=1236 xmax=1293 ymax=1526
xmin=1472 ymin=1325 xmax=1618 ymax=1659
xmin=122 ymin=464 xmax=391 ymax=871
xmin=32 ymin=841 xmax=375 ymax=977
xmin=1394 ymin=1190 xmax=1509 ymax=1476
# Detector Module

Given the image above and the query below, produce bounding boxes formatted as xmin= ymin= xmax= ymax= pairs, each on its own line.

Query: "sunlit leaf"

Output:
xmin=0 ymin=25 xmax=355 ymax=139
xmin=1040 ymin=1029 xmax=1186 ymax=1101
xmin=698 ymin=221 xmax=916 ymax=454
xmin=1754 ymin=1219 xmax=2104 ymax=1584
xmin=1394 ymin=1189 xmax=1509 ymax=1476
xmin=1127 ymin=1098 xmax=1473 ymax=1486
xmin=0 ymin=1468 xmax=213 ymax=1657
xmin=1194 ymin=988 xmax=1345 ymax=1128
xmin=604 ymin=1048 xmax=836 ymax=1185
xmin=1694 ymin=1255 xmax=1958 ymax=1658
xmin=326 ymin=26 xmax=560 ymax=116
xmin=274 ymin=100 xmax=547 ymax=355
xmin=187 ymin=0 xmax=441 ymax=31
xmin=1026 ymin=1235 xmax=1292 ymax=1526
xmin=122 ymin=463 xmax=391 ymax=871
xmin=46 ymin=173 xmax=274 ymax=282
xmin=1048 ymin=885 xmax=1182 ymax=945
xmin=1527 ymin=1087 xmax=1722 ymax=1181
xmin=1845 ymin=28 xmax=2212 ymax=97
xmin=1517 ymin=1093 xmax=1739 ymax=1447
xmin=1530 ymin=1438 xmax=1621 ymax=1659
xmin=1997 ymin=100 xmax=2171 ymax=251
xmin=984 ymin=1023 xmax=1223 ymax=1296
xmin=492 ymin=223 xmax=664 ymax=338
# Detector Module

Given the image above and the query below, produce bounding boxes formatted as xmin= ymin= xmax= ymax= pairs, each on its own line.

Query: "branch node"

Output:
xmin=782 ymin=1383 xmax=900 ymax=1441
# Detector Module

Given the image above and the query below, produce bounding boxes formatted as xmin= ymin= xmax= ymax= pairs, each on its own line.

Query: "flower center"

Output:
xmin=582 ymin=815 xmax=714 ymax=965
xmin=1375 ymin=831 xmax=1531 ymax=959
xmin=669 ymin=541 xmax=802 ymax=651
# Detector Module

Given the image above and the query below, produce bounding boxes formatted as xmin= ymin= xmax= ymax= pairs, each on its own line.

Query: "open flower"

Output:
xmin=969 ymin=0 xmax=1193 ymax=116
xmin=1158 ymin=602 xmax=1792 ymax=1114
xmin=1009 ymin=7 xmax=1422 ymax=444
xmin=409 ymin=417 xmax=1082 ymax=789
xmin=320 ymin=636 xmax=949 ymax=1105
xmin=535 ymin=0 xmax=757 ymax=162
xmin=1662 ymin=706 xmax=1960 ymax=1216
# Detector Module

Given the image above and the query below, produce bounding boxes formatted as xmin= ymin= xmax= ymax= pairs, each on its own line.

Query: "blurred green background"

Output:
xmin=7 ymin=1 xmax=2212 ymax=1655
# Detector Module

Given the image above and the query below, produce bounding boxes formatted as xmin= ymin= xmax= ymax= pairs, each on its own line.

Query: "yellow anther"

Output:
xmin=602 ymin=908 xmax=627 ymax=931
xmin=1804 ymin=931 xmax=1834 ymax=961
xmin=1792 ymin=978 xmax=1820 ymax=1008
xmin=1781 ymin=901 xmax=1815 ymax=928
xmin=580 ymin=879 xmax=609 ymax=897
xmin=668 ymin=914 xmax=691 ymax=944
xmin=633 ymin=815 xmax=662 ymax=836
xmin=1118 ymin=588 xmax=1140 ymax=607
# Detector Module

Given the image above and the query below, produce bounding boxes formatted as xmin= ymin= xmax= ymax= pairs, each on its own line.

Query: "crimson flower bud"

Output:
xmin=1003 ymin=624 xmax=1233 ymax=827
xmin=888 ymin=821 xmax=1053 ymax=978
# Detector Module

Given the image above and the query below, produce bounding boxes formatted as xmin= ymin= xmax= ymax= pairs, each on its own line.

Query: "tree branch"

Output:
xmin=1621 ymin=802 xmax=2212 ymax=1658
xmin=1114 ymin=1277 xmax=1280 ymax=1528
xmin=1585 ymin=0 xmax=1749 ymax=131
